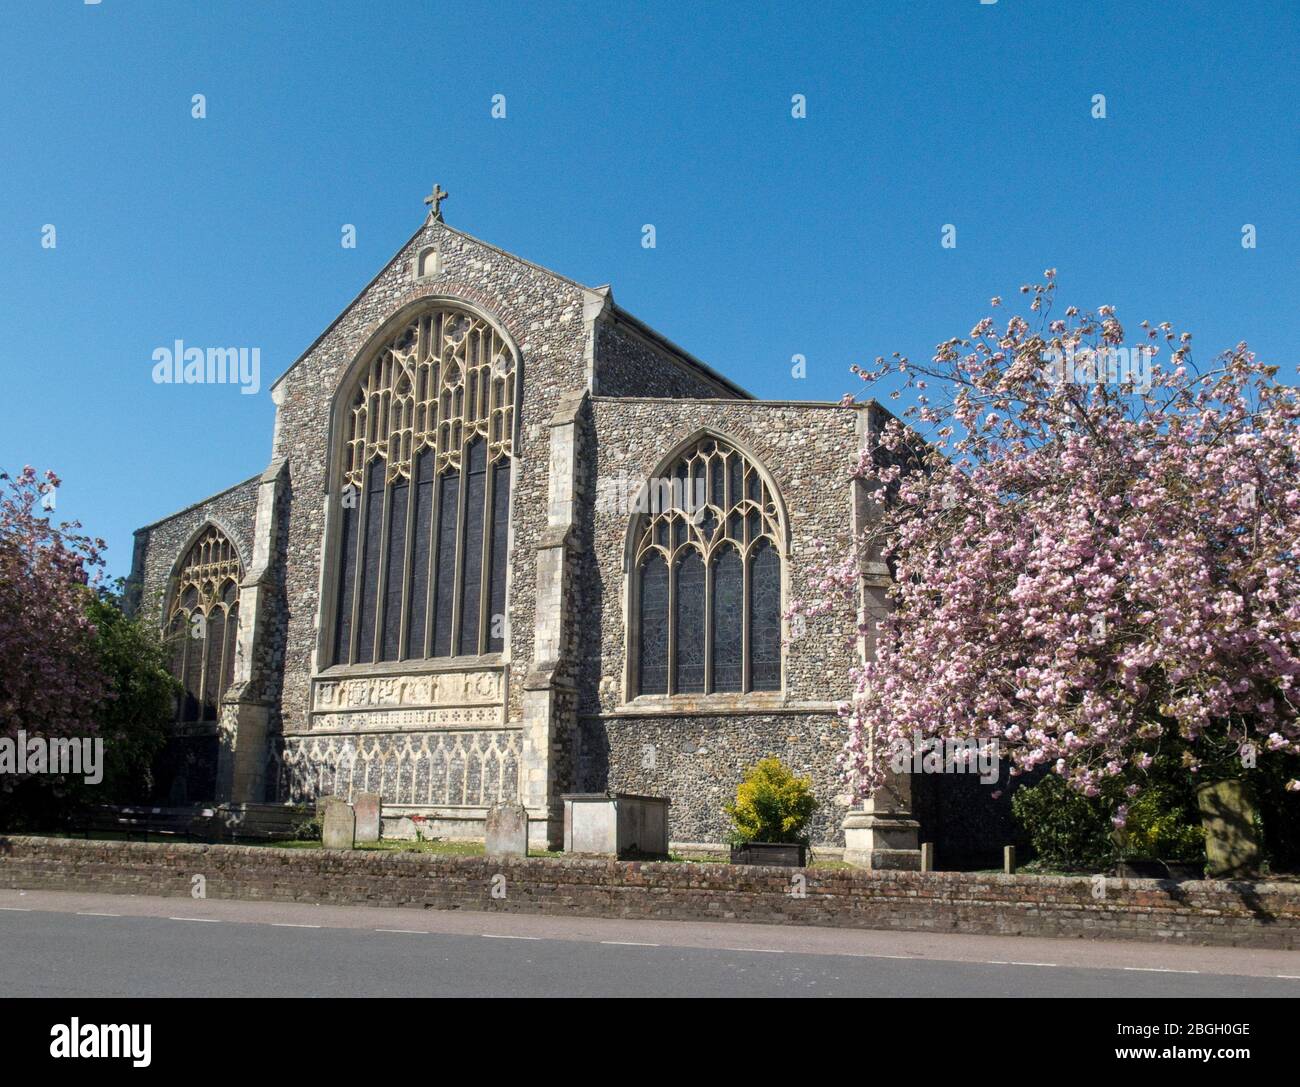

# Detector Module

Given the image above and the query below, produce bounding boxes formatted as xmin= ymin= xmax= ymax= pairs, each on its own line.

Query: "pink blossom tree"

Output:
xmin=799 ymin=273 xmax=1300 ymax=818
xmin=0 ymin=466 xmax=108 ymax=788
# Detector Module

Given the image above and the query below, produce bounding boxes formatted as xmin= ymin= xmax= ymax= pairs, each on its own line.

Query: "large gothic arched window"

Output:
xmin=167 ymin=526 xmax=242 ymax=722
xmin=631 ymin=436 xmax=783 ymax=696
xmin=332 ymin=307 xmax=516 ymax=665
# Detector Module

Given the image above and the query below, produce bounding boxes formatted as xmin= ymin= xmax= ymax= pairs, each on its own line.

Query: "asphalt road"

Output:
xmin=2 ymin=889 xmax=1298 ymax=997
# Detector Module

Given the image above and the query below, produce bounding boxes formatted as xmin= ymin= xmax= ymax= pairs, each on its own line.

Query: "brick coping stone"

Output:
xmin=2 ymin=835 xmax=1298 ymax=949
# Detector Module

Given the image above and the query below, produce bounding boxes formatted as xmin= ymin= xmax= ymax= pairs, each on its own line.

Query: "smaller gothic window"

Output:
xmin=631 ymin=436 xmax=784 ymax=696
xmin=167 ymin=526 xmax=243 ymax=723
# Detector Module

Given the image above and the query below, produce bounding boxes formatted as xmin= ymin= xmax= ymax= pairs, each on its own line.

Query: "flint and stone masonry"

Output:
xmin=127 ymin=198 xmax=920 ymax=864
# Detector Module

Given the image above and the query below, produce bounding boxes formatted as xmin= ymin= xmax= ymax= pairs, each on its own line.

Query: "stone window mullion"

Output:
xmin=742 ymin=551 xmax=753 ymax=693
xmin=703 ymin=555 xmax=714 ymax=694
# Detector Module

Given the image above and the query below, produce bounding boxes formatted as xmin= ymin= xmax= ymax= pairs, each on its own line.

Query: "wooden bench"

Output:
xmin=69 ymin=807 xmax=203 ymax=843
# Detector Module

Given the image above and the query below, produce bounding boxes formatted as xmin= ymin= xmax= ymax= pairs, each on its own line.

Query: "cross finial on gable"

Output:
xmin=424 ymin=183 xmax=448 ymax=223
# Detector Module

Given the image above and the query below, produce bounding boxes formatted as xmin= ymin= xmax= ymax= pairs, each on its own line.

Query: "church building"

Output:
xmin=126 ymin=190 xmax=930 ymax=865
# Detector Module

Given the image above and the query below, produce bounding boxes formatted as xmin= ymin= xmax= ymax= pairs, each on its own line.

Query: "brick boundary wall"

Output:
xmin=2 ymin=836 xmax=1298 ymax=948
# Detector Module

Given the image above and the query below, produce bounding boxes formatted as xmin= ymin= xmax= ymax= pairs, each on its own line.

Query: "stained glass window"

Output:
xmin=488 ymin=461 xmax=511 ymax=652
xmin=630 ymin=436 xmax=783 ymax=695
xmin=458 ymin=438 xmax=487 ymax=655
xmin=711 ymin=546 xmax=744 ymax=692
xmin=331 ymin=307 xmax=517 ymax=665
xmin=406 ymin=448 xmax=434 ymax=659
xmin=674 ymin=550 xmax=706 ymax=693
xmin=166 ymin=526 xmax=243 ymax=722
xmin=750 ymin=539 xmax=782 ymax=691
xmin=355 ymin=460 xmax=385 ymax=664
xmin=638 ymin=553 xmax=669 ymax=694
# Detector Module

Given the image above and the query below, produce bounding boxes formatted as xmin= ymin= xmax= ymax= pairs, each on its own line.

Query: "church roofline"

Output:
xmin=267 ymin=214 xmax=755 ymax=401
xmin=133 ymin=472 xmax=262 ymax=535
xmin=267 ymin=217 xmax=602 ymax=396
xmin=268 ymin=218 xmax=433 ymax=396
xmin=589 ymin=395 xmax=849 ymax=408
xmin=602 ymin=301 xmax=754 ymax=399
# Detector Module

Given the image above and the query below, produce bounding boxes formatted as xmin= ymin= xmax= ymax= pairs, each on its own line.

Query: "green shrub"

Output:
xmin=1116 ymin=784 xmax=1205 ymax=862
xmin=291 ymin=812 xmax=322 ymax=841
xmin=0 ymin=588 xmax=175 ymax=831
xmin=1010 ymin=773 xmax=1114 ymax=872
xmin=724 ymin=757 xmax=817 ymax=846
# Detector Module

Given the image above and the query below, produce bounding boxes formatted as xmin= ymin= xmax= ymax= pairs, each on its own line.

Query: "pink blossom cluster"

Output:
xmin=0 ymin=466 xmax=108 ymax=787
xmin=797 ymin=275 xmax=1300 ymax=808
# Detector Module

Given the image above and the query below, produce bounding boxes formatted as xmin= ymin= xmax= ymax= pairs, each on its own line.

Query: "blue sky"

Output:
xmin=1 ymin=1 xmax=1295 ymax=581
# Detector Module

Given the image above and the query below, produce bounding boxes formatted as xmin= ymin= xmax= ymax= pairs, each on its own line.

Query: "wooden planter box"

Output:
xmin=730 ymin=842 xmax=808 ymax=867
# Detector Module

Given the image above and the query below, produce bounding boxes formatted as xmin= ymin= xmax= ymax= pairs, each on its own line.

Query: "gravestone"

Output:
xmin=485 ymin=802 xmax=529 ymax=856
xmin=354 ymin=792 xmax=381 ymax=843
xmin=322 ymin=798 xmax=356 ymax=850
xmin=1196 ymin=779 xmax=1261 ymax=878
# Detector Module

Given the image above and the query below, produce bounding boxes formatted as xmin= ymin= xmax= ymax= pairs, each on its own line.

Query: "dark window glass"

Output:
xmin=750 ymin=540 xmax=782 ymax=691
xmin=380 ymin=476 xmax=409 ymax=661
xmin=673 ymin=550 xmax=706 ymax=693
xmin=710 ymin=546 xmax=744 ymax=692
xmin=709 ymin=459 xmax=724 ymax=507
xmin=406 ymin=449 xmax=434 ymax=660
xmin=168 ymin=614 xmax=186 ymax=719
xmin=182 ymin=622 xmax=204 ymax=722
xmin=488 ymin=461 xmax=511 ymax=652
xmin=332 ymin=489 xmax=359 ymax=664
xmin=638 ymin=553 xmax=669 ymax=694
xmin=203 ymin=607 xmax=225 ymax=719
xmin=432 ymin=471 xmax=460 ymax=657
xmin=355 ymin=461 xmax=386 ymax=664
xmin=458 ymin=439 xmax=487 ymax=655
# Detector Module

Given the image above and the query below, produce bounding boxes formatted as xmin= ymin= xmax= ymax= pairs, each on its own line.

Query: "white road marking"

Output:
xmin=1123 ymin=966 xmax=1199 ymax=974
xmin=0 ymin=907 xmax=33 ymax=912
xmin=1277 ymin=974 xmax=1300 ymax=979
xmin=76 ymin=912 xmax=120 ymax=917
xmin=167 ymin=917 xmax=221 ymax=923
xmin=600 ymin=940 xmax=659 ymax=947
xmin=374 ymin=928 xmax=426 ymax=934
xmin=481 ymin=933 xmax=540 ymax=940
xmin=721 ymin=947 xmax=785 ymax=954
xmin=271 ymin=922 xmax=321 ymax=928
xmin=1010 ymin=961 xmax=1057 ymax=967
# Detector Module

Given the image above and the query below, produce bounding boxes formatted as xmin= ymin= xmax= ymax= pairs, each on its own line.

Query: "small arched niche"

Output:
xmin=414 ymin=245 xmax=441 ymax=280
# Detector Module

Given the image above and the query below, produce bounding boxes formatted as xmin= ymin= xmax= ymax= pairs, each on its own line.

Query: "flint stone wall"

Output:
xmin=129 ymin=474 xmax=261 ymax=625
xmin=578 ymin=711 xmax=848 ymax=846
